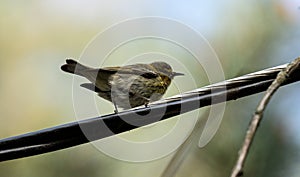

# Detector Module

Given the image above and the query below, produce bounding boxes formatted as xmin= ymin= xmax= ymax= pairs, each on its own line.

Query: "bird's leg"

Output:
xmin=113 ymin=101 xmax=119 ymax=114
xmin=144 ymin=103 xmax=150 ymax=108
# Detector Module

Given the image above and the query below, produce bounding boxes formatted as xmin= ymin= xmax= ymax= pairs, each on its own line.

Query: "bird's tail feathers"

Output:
xmin=61 ymin=59 xmax=89 ymax=76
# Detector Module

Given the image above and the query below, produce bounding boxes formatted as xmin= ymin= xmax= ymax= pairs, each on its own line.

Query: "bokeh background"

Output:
xmin=1 ymin=1 xmax=300 ymax=177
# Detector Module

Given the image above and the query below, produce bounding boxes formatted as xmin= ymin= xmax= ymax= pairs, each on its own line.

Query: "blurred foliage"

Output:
xmin=174 ymin=97 xmax=297 ymax=177
xmin=1 ymin=1 xmax=300 ymax=177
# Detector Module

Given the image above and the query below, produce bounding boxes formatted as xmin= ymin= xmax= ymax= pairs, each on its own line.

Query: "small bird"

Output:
xmin=61 ymin=59 xmax=184 ymax=113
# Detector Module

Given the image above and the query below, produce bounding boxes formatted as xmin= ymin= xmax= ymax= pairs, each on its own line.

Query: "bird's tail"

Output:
xmin=61 ymin=59 xmax=90 ymax=76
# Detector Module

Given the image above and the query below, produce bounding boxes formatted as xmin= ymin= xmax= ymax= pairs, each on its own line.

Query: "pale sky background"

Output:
xmin=1 ymin=0 xmax=300 ymax=177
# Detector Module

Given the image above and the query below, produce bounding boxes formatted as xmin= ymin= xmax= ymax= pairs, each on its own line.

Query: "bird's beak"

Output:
xmin=172 ymin=72 xmax=184 ymax=77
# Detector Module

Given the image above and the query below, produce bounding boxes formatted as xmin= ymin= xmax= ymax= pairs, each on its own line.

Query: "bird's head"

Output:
xmin=150 ymin=62 xmax=184 ymax=79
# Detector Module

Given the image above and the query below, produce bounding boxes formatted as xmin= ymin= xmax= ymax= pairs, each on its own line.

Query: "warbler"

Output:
xmin=61 ymin=59 xmax=184 ymax=113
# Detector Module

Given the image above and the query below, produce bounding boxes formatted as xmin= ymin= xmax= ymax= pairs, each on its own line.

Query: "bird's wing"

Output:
xmin=80 ymin=83 xmax=102 ymax=92
xmin=80 ymin=83 xmax=112 ymax=102
xmin=84 ymin=64 xmax=158 ymax=79
xmin=78 ymin=67 xmax=119 ymax=91
xmin=101 ymin=64 xmax=158 ymax=79
xmin=80 ymin=64 xmax=159 ymax=91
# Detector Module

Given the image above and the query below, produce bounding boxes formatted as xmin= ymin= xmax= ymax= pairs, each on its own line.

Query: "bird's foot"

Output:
xmin=113 ymin=101 xmax=119 ymax=114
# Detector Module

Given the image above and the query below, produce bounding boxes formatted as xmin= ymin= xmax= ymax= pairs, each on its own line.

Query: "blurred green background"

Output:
xmin=1 ymin=1 xmax=300 ymax=177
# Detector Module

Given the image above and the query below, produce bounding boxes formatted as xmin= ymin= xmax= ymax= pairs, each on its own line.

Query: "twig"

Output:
xmin=1 ymin=61 xmax=300 ymax=162
xmin=160 ymin=110 xmax=209 ymax=177
xmin=230 ymin=57 xmax=300 ymax=177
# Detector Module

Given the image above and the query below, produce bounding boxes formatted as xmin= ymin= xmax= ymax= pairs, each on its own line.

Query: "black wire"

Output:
xmin=0 ymin=63 xmax=299 ymax=162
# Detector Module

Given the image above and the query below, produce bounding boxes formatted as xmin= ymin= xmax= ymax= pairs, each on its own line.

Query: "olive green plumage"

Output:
xmin=61 ymin=59 xmax=183 ymax=112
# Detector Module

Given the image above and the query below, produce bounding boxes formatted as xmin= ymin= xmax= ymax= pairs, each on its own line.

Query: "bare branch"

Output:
xmin=160 ymin=110 xmax=209 ymax=177
xmin=230 ymin=57 xmax=300 ymax=177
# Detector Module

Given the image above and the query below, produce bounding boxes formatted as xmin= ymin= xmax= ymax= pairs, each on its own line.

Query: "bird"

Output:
xmin=61 ymin=59 xmax=184 ymax=113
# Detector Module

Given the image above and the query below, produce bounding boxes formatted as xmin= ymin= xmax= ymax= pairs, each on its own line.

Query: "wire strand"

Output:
xmin=0 ymin=62 xmax=299 ymax=162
